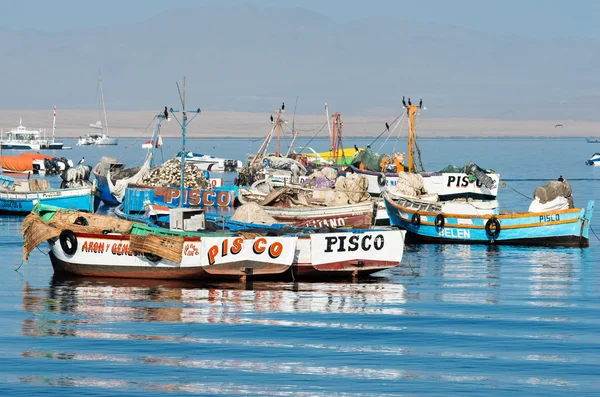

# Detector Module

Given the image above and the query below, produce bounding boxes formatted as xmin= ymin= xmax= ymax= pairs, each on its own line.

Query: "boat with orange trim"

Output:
xmin=383 ymin=192 xmax=594 ymax=247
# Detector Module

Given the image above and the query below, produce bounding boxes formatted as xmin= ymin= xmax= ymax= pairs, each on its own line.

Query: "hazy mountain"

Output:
xmin=1 ymin=4 xmax=599 ymax=120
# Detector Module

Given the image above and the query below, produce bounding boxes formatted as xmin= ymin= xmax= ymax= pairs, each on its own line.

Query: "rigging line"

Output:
xmin=590 ymin=226 xmax=600 ymax=242
xmin=117 ymin=115 xmax=157 ymax=163
xmin=500 ymin=180 xmax=533 ymax=201
xmin=413 ymin=135 xmax=425 ymax=171
xmin=378 ymin=113 xmax=406 ymax=153
xmin=295 ymin=122 xmax=329 ymax=155
xmin=367 ymin=113 xmax=403 ymax=148
xmin=391 ymin=114 xmax=406 ymax=154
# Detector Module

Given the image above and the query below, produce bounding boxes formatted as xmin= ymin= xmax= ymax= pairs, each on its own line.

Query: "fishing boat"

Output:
xmin=585 ymin=153 xmax=600 ymax=166
xmin=0 ymin=114 xmax=65 ymax=150
xmin=0 ymin=153 xmax=72 ymax=175
xmin=177 ymin=151 xmax=242 ymax=172
xmin=0 ymin=174 xmax=95 ymax=215
xmin=348 ymin=99 xmax=500 ymax=200
xmin=586 ymin=138 xmax=600 ymax=143
xmin=23 ymin=203 xmax=405 ymax=280
xmin=77 ymin=73 xmax=118 ymax=146
xmin=383 ymin=192 xmax=594 ymax=247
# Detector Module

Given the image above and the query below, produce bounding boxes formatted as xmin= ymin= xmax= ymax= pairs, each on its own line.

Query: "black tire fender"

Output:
xmin=485 ymin=217 xmax=501 ymax=238
xmin=145 ymin=253 xmax=161 ymax=262
xmin=59 ymin=230 xmax=78 ymax=255
xmin=435 ymin=213 xmax=445 ymax=228
xmin=411 ymin=212 xmax=421 ymax=226
xmin=377 ymin=173 xmax=386 ymax=186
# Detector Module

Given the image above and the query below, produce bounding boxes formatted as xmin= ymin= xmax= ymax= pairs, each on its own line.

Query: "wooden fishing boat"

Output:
xmin=0 ymin=175 xmax=95 ymax=215
xmin=23 ymin=204 xmax=405 ymax=280
xmin=383 ymin=192 xmax=594 ymax=247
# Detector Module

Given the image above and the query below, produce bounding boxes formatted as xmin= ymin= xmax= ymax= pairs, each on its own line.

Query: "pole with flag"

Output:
xmin=52 ymin=106 xmax=56 ymax=144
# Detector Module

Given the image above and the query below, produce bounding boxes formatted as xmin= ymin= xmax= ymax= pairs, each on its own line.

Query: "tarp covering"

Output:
xmin=0 ymin=155 xmax=34 ymax=172
xmin=532 ymin=178 xmax=574 ymax=209
xmin=107 ymin=155 xmax=152 ymax=202
xmin=231 ymin=202 xmax=278 ymax=225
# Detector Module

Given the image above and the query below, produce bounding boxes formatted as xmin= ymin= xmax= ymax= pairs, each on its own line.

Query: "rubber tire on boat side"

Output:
xmin=377 ymin=173 xmax=386 ymax=186
xmin=59 ymin=230 xmax=78 ymax=255
xmin=145 ymin=253 xmax=161 ymax=262
xmin=435 ymin=214 xmax=445 ymax=228
xmin=411 ymin=213 xmax=421 ymax=226
xmin=485 ymin=217 xmax=501 ymax=239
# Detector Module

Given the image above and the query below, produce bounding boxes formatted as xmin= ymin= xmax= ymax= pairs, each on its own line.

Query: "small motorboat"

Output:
xmin=585 ymin=153 xmax=600 ymax=165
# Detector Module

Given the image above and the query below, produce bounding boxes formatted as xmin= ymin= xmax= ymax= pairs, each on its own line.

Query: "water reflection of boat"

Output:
xmin=21 ymin=277 xmax=408 ymax=329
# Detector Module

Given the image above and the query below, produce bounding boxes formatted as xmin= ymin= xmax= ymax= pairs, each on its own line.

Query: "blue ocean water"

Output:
xmin=1 ymin=137 xmax=599 ymax=396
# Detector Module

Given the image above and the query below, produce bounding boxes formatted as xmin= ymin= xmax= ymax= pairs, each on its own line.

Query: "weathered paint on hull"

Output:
xmin=292 ymin=214 xmax=373 ymax=228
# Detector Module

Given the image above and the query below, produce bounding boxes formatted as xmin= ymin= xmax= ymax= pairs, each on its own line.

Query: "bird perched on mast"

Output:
xmin=163 ymin=106 xmax=168 ymax=119
xmin=408 ymin=98 xmax=412 ymax=106
xmin=402 ymin=96 xmax=407 ymax=107
xmin=385 ymin=122 xmax=390 ymax=131
xmin=419 ymin=99 xmax=423 ymax=108
xmin=270 ymin=115 xmax=274 ymax=124
xmin=281 ymin=102 xmax=285 ymax=111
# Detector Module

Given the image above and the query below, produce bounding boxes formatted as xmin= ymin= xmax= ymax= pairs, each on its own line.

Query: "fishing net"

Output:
xmin=231 ymin=202 xmax=278 ymax=225
xmin=108 ymin=155 xmax=152 ymax=202
xmin=49 ymin=211 xmax=134 ymax=234
xmin=21 ymin=214 xmax=61 ymax=261
xmin=129 ymin=234 xmax=184 ymax=264
xmin=532 ymin=178 xmax=574 ymax=208
xmin=350 ymin=149 xmax=391 ymax=172
xmin=389 ymin=172 xmax=425 ymax=197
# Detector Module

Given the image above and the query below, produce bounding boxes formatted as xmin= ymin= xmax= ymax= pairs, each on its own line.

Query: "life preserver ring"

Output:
xmin=411 ymin=212 xmax=421 ymax=226
xmin=435 ymin=214 xmax=445 ymax=228
xmin=145 ymin=253 xmax=161 ymax=262
xmin=59 ymin=230 xmax=78 ymax=255
xmin=377 ymin=173 xmax=386 ymax=186
xmin=485 ymin=217 xmax=501 ymax=239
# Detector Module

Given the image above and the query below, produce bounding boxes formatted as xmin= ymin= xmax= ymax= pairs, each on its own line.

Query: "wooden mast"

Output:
xmin=406 ymin=101 xmax=422 ymax=173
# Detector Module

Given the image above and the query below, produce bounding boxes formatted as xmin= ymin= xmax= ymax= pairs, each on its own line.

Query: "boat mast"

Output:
xmin=325 ymin=103 xmax=333 ymax=152
xmin=406 ymin=101 xmax=421 ymax=173
xmin=332 ymin=112 xmax=343 ymax=165
xmin=169 ymin=76 xmax=201 ymax=208
xmin=99 ymin=72 xmax=109 ymax=136
xmin=52 ymin=106 xmax=56 ymax=144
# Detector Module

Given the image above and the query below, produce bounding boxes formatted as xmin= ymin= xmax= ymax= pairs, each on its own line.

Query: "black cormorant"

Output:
xmin=270 ymin=115 xmax=274 ymax=123
xmin=281 ymin=102 xmax=285 ymax=111
xmin=385 ymin=122 xmax=390 ymax=131
xmin=419 ymin=99 xmax=423 ymax=108
xmin=402 ymin=96 xmax=407 ymax=107
xmin=408 ymin=98 xmax=412 ymax=106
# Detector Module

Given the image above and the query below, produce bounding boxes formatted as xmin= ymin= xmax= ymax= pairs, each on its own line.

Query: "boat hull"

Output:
xmin=93 ymin=169 xmax=121 ymax=206
xmin=263 ymin=201 xmax=376 ymax=228
xmin=44 ymin=229 xmax=404 ymax=280
xmin=384 ymin=195 xmax=594 ymax=247
xmin=0 ymin=187 xmax=95 ymax=214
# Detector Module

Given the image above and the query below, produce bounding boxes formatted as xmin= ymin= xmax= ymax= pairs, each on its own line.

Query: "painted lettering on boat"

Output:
xmin=111 ymin=243 xmax=141 ymax=256
xmin=206 ymin=237 xmax=283 ymax=265
xmin=324 ymin=234 xmax=385 ymax=253
xmin=304 ymin=217 xmax=346 ymax=228
xmin=0 ymin=200 xmax=23 ymax=209
xmin=446 ymin=176 xmax=483 ymax=188
xmin=81 ymin=241 xmax=106 ymax=253
xmin=183 ymin=243 xmax=200 ymax=256
xmin=540 ymin=214 xmax=560 ymax=223
xmin=439 ymin=228 xmax=471 ymax=239
xmin=161 ymin=188 xmax=234 ymax=208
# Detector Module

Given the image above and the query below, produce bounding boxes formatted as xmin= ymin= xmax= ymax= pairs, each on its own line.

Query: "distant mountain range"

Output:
xmin=1 ymin=4 xmax=599 ymax=120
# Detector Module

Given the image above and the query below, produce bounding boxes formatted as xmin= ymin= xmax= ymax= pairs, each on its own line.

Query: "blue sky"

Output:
xmin=2 ymin=0 xmax=598 ymax=39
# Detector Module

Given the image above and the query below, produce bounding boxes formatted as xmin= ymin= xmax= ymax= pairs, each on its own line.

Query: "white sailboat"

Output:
xmin=77 ymin=73 xmax=118 ymax=146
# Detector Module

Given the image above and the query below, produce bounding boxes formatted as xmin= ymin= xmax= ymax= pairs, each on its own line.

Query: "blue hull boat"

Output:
xmin=0 ymin=175 xmax=96 ymax=215
xmin=383 ymin=193 xmax=594 ymax=247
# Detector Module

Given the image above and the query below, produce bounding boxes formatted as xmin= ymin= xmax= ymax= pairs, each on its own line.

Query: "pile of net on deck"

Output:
xmin=230 ymin=202 xmax=278 ymax=225
xmin=107 ymin=156 xmax=152 ymax=202
xmin=60 ymin=164 xmax=92 ymax=188
xmin=437 ymin=162 xmax=497 ymax=189
xmin=350 ymin=148 xmax=392 ymax=172
xmin=235 ymin=156 xmax=307 ymax=186
xmin=301 ymin=166 xmax=370 ymax=206
xmin=388 ymin=172 xmax=425 ymax=197
xmin=141 ymin=157 xmax=211 ymax=189
xmin=529 ymin=178 xmax=574 ymax=212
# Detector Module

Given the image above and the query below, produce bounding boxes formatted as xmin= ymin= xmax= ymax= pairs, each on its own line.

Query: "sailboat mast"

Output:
xmin=406 ymin=105 xmax=418 ymax=172
xmin=325 ymin=103 xmax=333 ymax=152
xmin=99 ymin=73 xmax=109 ymax=135
xmin=52 ymin=106 xmax=56 ymax=143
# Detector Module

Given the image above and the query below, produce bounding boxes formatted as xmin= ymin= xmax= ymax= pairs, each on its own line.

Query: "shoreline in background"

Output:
xmin=0 ymin=109 xmax=598 ymax=139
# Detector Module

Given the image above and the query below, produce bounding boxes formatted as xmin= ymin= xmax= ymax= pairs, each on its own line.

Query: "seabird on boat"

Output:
xmin=281 ymin=102 xmax=285 ymax=111
xmin=163 ymin=106 xmax=168 ymax=119
xmin=270 ymin=115 xmax=274 ymax=124
xmin=78 ymin=157 xmax=85 ymax=165
xmin=408 ymin=98 xmax=412 ymax=106
xmin=419 ymin=99 xmax=423 ymax=108
xmin=385 ymin=122 xmax=390 ymax=131
xmin=402 ymin=96 xmax=407 ymax=107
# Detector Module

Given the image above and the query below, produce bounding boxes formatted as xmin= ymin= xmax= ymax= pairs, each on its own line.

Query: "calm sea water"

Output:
xmin=1 ymin=137 xmax=599 ymax=396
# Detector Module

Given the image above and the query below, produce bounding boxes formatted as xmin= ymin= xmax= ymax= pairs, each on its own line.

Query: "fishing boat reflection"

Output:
xmin=21 ymin=276 xmax=408 ymax=336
